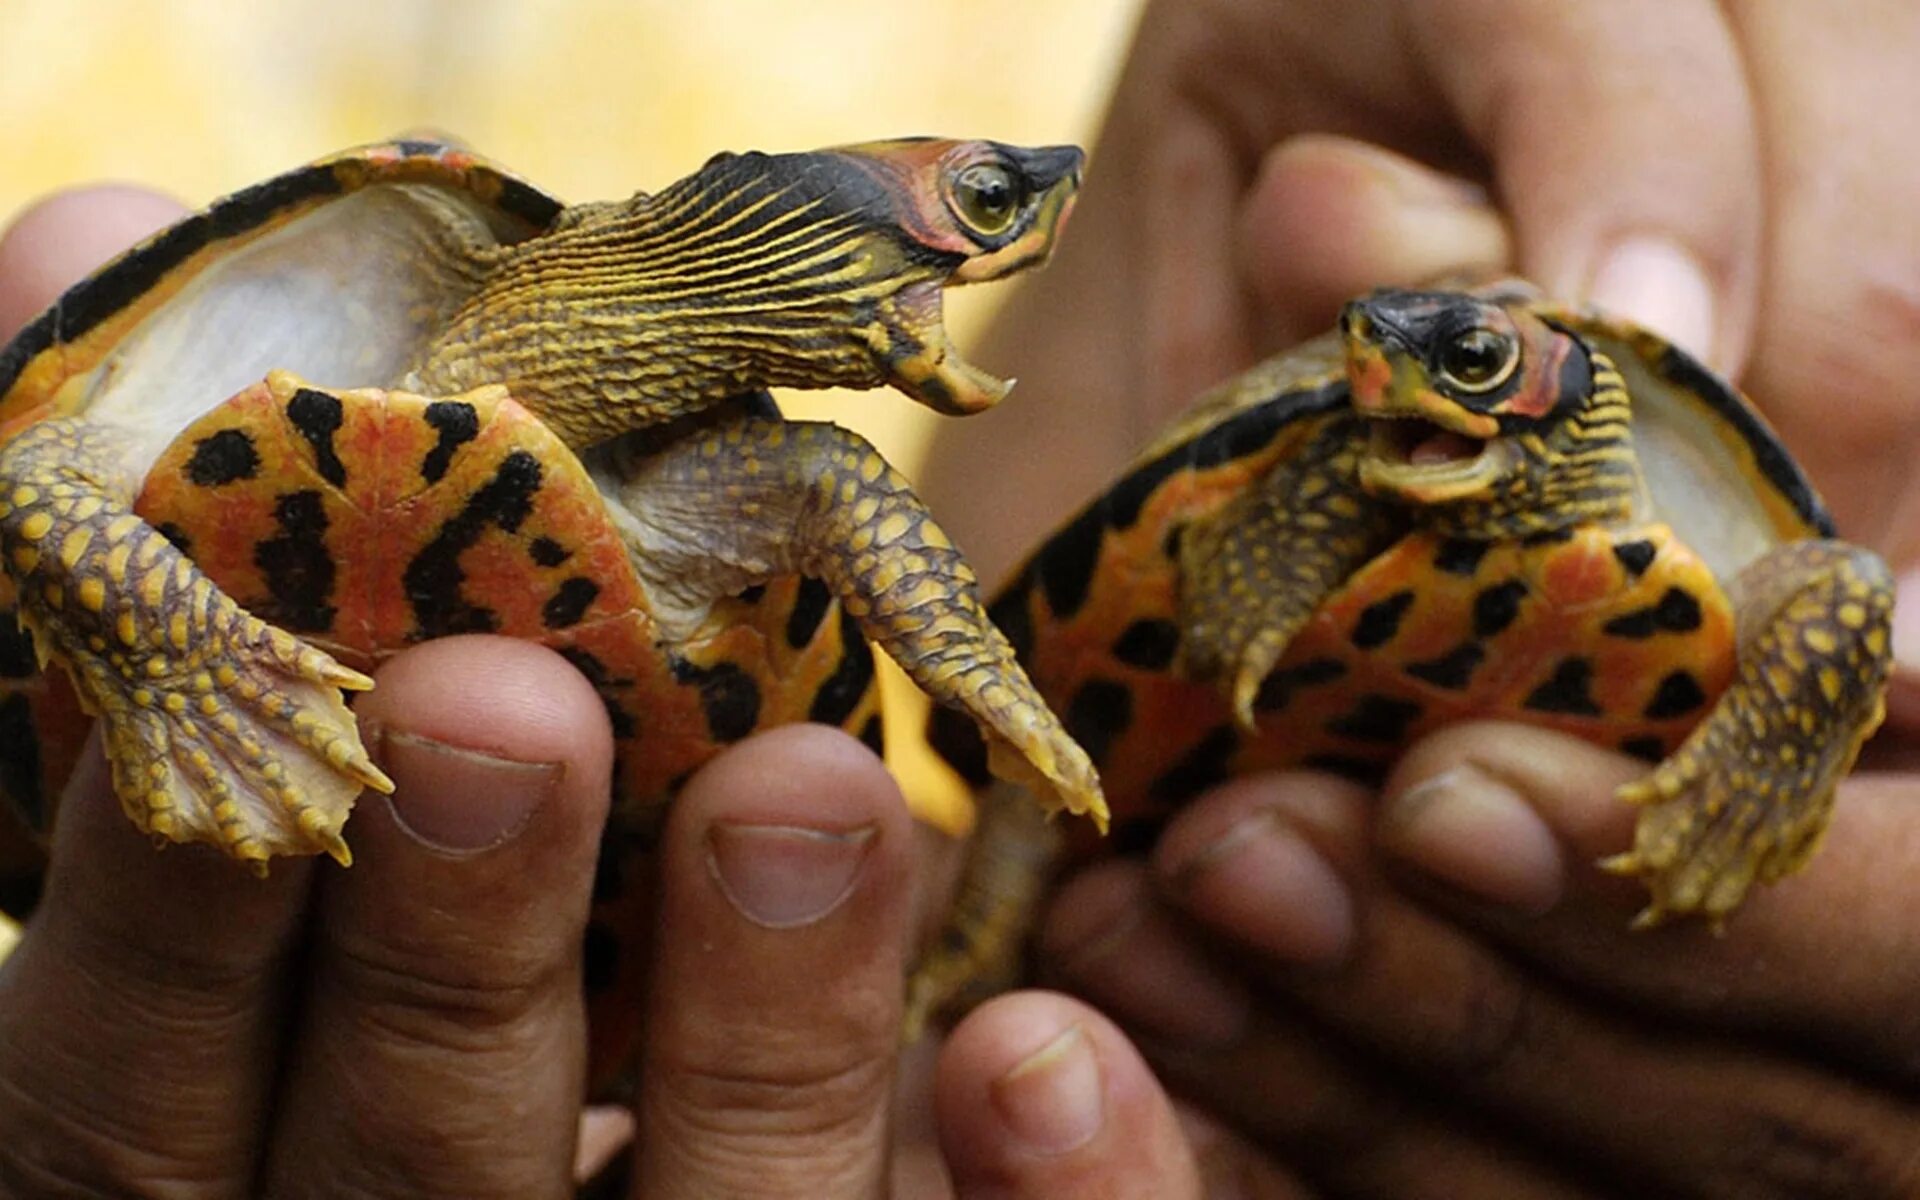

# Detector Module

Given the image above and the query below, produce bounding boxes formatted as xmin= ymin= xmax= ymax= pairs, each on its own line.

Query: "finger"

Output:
xmin=0 ymin=184 xmax=296 ymax=1195
xmin=1377 ymin=722 xmax=1920 ymax=1079
xmin=635 ymin=724 xmax=913 ymax=1200
xmin=1407 ymin=0 xmax=1758 ymax=368
xmin=261 ymin=635 xmax=613 ymax=1198
xmin=0 ymin=737 xmax=313 ymax=1193
xmin=1722 ymin=3 xmax=1920 ymax=548
xmin=1236 ymin=135 xmax=1512 ymax=347
xmin=0 ymin=184 xmax=185 ymax=337
xmin=1132 ymin=770 xmax=1920 ymax=1196
xmin=1042 ymin=861 xmax=1600 ymax=1200
xmin=937 ymin=990 xmax=1206 ymax=1200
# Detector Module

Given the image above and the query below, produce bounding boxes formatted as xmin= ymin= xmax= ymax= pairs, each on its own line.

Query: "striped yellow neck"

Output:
xmin=409 ymin=154 xmax=956 ymax=447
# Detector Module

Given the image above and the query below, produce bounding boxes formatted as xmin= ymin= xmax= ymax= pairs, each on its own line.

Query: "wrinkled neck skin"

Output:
xmin=1401 ymin=347 xmax=1647 ymax=542
xmin=406 ymin=155 xmax=950 ymax=448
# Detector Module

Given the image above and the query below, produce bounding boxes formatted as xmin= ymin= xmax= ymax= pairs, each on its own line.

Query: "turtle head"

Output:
xmin=1341 ymin=286 xmax=1634 ymax=528
xmin=802 ymin=136 xmax=1084 ymax=413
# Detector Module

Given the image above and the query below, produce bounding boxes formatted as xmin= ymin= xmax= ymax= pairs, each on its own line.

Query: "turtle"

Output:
xmin=912 ymin=280 xmax=1893 ymax=1028
xmin=0 ymin=135 xmax=1115 ymax=1072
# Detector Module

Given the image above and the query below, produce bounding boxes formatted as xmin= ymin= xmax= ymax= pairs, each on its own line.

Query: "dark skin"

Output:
xmin=923 ymin=1 xmax=1920 ymax=1195
xmin=0 ymin=192 xmax=1235 ymax=1199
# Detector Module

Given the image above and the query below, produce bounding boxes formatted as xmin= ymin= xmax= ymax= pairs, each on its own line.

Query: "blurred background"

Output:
xmin=0 ymin=2 xmax=1146 ymax=926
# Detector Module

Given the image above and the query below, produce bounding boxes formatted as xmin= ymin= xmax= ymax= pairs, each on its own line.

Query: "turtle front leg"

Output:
xmin=0 ymin=418 xmax=391 ymax=870
xmin=609 ymin=414 xmax=1104 ymax=828
xmin=1606 ymin=539 xmax=1893 ymax=927
xmin=1179 ymin=417 xmax=1399 ymax=725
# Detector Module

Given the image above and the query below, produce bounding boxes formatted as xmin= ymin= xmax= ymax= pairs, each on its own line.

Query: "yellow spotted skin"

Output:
xmin=915 ymin=283 xmax=1895 ymax=1030
xmin=0 ymin=418 xmax=385 ymax=868
xmin=0 ymin=135 xmax=1094 ymax=1088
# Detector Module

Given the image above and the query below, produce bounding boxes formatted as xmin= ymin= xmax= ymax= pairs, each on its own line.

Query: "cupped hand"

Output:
xmin=0 ymin=186 xmax=1222 ymax=1199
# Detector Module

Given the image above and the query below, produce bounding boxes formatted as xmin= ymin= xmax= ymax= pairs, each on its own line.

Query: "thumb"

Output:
xmin=1407 ymin=0 xmax=1759 ymax=370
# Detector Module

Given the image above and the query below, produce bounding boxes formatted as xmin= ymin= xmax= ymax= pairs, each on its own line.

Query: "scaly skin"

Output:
xmin=610 ymin=414 xmax=1105 ymax=827
xmin=0 ymin=418 xmax=389 ymax=868
xmin=1608 ymin=539 xmax=1894 ymax=925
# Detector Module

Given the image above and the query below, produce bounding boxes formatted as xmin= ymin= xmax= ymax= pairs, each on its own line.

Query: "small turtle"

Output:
xmin=0 ymin=137 xmax=1111 ymax=1058
xmin=916 ymin=281 xmax=1892 ymax=1025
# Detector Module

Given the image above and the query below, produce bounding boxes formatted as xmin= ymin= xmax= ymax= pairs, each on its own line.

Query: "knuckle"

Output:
xmin=1421 ymin=951 xmax=1536 ymax=1082
xmin=1725 ymin=1094 xmax=1920 ymax=1200
xmin=324 ymin=926 xmax=567 ymax=1051
xmin=654 ymin=1030 xmax=893 ymax=1140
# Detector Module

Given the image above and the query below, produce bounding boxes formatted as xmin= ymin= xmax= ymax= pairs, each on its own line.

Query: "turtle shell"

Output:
xmin=930 ymin=292 xmax=1836 ymax=846
xmin=0 ymin=143 xmax=886 ymax=910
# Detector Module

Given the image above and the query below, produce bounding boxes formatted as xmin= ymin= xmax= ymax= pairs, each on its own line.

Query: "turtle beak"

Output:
xmin=873 ymin=280 xmax=1012 ymax=415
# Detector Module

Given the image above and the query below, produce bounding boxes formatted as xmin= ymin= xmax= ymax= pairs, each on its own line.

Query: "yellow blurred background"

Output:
xmin=0 ymin=0 xmax=1144 ymax=952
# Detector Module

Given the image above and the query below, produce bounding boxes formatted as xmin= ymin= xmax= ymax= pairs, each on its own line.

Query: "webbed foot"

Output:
xmin=1 ymin=418 xmax=391 ymax=869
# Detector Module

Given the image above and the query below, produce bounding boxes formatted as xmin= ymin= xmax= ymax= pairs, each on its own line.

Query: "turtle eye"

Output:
xmin=950 ymin=163 xmax=1020 ymax=236
xmin=1437 ymin=328 xmax=1518 ymax=393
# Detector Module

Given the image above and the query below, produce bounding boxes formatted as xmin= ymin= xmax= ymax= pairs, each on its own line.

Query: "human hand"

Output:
xmin=924 ymin=0 xmax=1920 ymax=595
xmin=0 ymin=186 xmax=1221 ymax=1199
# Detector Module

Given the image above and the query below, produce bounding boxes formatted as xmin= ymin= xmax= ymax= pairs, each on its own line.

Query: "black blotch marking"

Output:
xmin=1521 ymin=527 xmax=1576 ymax=547
xmin=404 ymin=449 xmax=543 ymax=638
xmin=1351 ymin=590 xmax=1415 ymax=650
xmin=1434 ymin=537 xmax=1492 ymax=576
xmin=1064 ymin=678 xmax=1133 ymax=767
xmin=541 ymin=577 xmax=600 ymax=628
xmin=1645 ymin=671 xmax=1708 ymax=719
xmin=1112 ymin=814 xmax=1169 ymax=857
xmin=1161 ymin=523 xmax=1186 ymax=562
xmin=287 ymin=388 xmax=347 ymax=487
xmin=0 ymin=619 xmax=36 ymax=678
xmin=987 ymin=571 xmax=1036 ymax=666
xmin=1253 ymin=657 xmax=1346 ymax=712
xmin=420 ymin=400 xmax=480 ymax=484
xmin=153 ymin=522 xmax=193 ymax=553
xmin=926 ymin=704 xmax=990 ymax=785
xmin=734 ymin=583 xmax=767 ymax=605
xmin=1620 ymin=736 xmax=1666 ymax=763
xmin=1302 ymin=753 xmax=1382 ymax=784
xmin=1472 ymin=580 xmax=1528 ymax=639
xmin=1148 ymin=724 xmax=1240 ymax=804
xmin=1037 ymin=509 xmax=1104 ymax=620
xmin=528 ymin=536 xmax=570 ymax=567
xmin=1325 ymin=695 xmax=1422 ymax=743
xmin=0 ymin=694 xmax=45 ymax=835
xmin=184 ymin=428 xmax=260 ymax=486
xmin=1111 ymin=619 xmax=1179 ymax=671
xmin=254 ymin=489 xmax=336 ymax=632
xmin=808 ymin=609 xmax=875 ymax=729
xmin=1037 ymin=387 xmax=1345 ymax=620
xmin=556 ymin=645 xmax=637 ymax=740
xmin=786 ymin=576 xmax=834 ymax=649
xmin=858 ymin=714 xmax=885 ymax=755
xmin=1525 ymin=657 xmax=1602 ymax=715
xmin=671 ymin=656 xmax=762 ymax=743
xmin=1602 ymin=587 xmax=1704 ymax=639
xmin=1406 ymin=642 xmax=1485 ymax=691
xmin=582 ymin=921 xmax=621 ymax=992
xmin=1612 ymin=540 xmax=1658 ymax=577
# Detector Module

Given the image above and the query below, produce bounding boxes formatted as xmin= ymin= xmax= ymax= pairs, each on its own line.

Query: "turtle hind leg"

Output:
xmin=0 ymin=417 xmax=390 ymax=869
xmin=1605 ymin=540 xmax=1893 ymax=926
xmin=609 ymin=414 xmax=1105 ymax=829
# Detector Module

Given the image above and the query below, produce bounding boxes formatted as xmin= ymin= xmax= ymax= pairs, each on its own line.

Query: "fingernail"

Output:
xmin=991 ymin=1024 xmax=1105 ymax=1154
xmin=375 ymin=727 xmax=560 ymax=854
xmin=1892 ymin=568 xmax=1920 ymax=674
xmin=1588 ymin=236 xmax=1718 ymax=366
xmin=707 ymin=822 xmax=875 ymax=928
xmin=1379 ymin=764 xmax=1564 ymax=913
xmin=1162 ymin=809 xmax=1354 ymax=966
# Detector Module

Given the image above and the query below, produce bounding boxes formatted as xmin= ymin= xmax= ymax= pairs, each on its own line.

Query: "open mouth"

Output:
xmin=1360 ymin=417 xmax=1506 ymax=499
